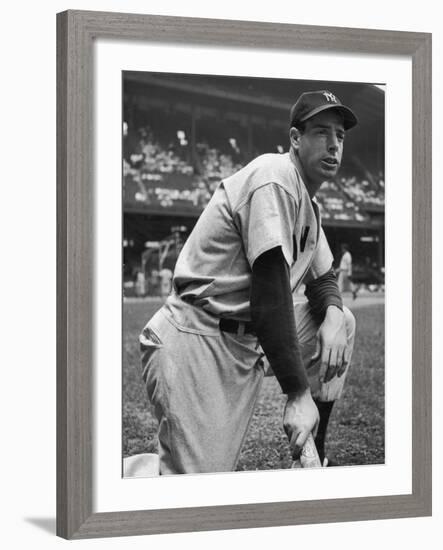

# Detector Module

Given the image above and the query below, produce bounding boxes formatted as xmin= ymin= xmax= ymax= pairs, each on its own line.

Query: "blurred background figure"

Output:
xmin=159 ymin=267 xmax=173 ymax=300
xmin=337 ymin=243 xmax=354 ymax=297
xmin=134 ymin=270 xmax=146 ymax=297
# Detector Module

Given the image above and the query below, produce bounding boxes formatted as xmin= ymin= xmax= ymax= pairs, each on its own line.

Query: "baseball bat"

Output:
xmin=291 ymin=433 xmax=322 ymax=468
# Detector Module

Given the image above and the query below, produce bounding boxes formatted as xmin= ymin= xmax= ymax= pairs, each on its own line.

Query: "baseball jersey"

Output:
xmin=173 ymin=152 xmax=333 ymax=321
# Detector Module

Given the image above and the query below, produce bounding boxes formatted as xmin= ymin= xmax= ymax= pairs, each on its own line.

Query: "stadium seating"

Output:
xmin=315 ymin=180 xmax=370 ymax=223
xmin=339 ymin=175 xmax=385 ymax=208
xmin=123 ymin=124 xmax=384 ymax=219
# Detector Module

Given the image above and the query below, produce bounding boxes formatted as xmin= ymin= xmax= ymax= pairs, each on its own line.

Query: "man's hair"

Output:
xmin=293 ymin=121 xmax=307 ymax=134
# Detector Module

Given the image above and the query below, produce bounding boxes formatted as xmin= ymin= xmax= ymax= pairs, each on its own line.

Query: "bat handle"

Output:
xmin=291 ymin=433 xmax=322 ymax=469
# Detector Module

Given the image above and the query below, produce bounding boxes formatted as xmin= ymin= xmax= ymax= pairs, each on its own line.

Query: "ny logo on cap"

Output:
xmin=323 ymin=92 xmax=337 ymax=103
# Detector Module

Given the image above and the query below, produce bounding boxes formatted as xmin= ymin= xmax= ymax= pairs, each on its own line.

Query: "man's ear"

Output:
xmin=289 ymin=127 xmax=301 ymax=150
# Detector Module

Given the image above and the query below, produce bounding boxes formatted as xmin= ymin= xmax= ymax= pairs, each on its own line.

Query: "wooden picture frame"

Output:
xmin=56 ymin=10 xmax=432 ymax=539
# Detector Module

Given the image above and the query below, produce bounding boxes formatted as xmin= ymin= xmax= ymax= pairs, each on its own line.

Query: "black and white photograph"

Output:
xmin=122 ymin=72 xmax=385 ymax=477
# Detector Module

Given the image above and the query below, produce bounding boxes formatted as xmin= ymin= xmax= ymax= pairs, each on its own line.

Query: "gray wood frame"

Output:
xmin=57 ymin=9 xmax=432 ymax=540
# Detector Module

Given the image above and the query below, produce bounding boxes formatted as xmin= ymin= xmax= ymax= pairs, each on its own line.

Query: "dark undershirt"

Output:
xmin=250 ymin=246 xmax=343 ymax=395
xmin=304 ymin=267 xmax=343 ymax=324
xmin=250 ymin=247 xmax=309 ymax=395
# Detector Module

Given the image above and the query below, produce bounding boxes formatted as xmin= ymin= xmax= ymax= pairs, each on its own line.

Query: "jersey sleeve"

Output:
xmin=235 ymin=183 xmax=297 ymax=268
xmin=303 ymin=227 xmax=334 ymax=283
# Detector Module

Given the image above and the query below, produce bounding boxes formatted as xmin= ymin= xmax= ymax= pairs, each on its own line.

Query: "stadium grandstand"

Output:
xmin=123 ymin=72 xmax=385 ymax=297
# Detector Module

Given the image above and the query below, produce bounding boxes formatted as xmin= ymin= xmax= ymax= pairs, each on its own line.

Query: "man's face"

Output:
xmin=291 ymin=110 xmax=345 ymax=185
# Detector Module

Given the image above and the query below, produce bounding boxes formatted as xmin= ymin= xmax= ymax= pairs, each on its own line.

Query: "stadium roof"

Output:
xmin=124 ymin=71 xmax=385 ymax=129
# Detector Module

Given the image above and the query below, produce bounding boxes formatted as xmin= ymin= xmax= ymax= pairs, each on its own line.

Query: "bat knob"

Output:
xmin=291 ymin=434 xmax=322 ymax=469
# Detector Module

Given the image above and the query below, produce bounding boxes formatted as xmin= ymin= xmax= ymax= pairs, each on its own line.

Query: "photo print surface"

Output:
xmin=122 ymin=72 xmax=385 ymax=477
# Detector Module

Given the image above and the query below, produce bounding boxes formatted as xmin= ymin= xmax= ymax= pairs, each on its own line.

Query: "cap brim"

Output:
xmin=299 ymin=104 xmax=358 ymax=130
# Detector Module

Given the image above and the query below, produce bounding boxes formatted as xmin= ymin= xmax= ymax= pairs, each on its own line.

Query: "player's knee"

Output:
xmin=343 ymin=306 xmax=356 ymax=339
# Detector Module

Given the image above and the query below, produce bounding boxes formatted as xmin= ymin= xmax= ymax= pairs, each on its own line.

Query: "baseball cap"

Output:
xmin=290 ymin=90 xmax=358 ymax=130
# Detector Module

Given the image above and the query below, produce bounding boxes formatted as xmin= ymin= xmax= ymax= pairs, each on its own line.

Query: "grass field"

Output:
xmin=123 ymin=298 xmax=385 ymax=470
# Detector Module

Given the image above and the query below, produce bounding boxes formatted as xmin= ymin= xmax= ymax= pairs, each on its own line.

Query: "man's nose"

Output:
xmin=328 ymin=136 xmax=339 ymax=152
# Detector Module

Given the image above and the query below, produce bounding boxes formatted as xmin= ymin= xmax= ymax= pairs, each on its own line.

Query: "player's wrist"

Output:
xmin=325 ymin=304 xmax=344 ymax=320
xmin=286 ymin=387 xmax=312 ymax=402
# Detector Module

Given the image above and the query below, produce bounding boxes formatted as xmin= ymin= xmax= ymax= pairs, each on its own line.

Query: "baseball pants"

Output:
xmin=139 ymin=293 xmax=355 ymax=475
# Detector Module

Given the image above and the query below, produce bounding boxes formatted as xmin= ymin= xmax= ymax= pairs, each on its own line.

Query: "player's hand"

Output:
xmin=283 ymin=389 xmax=319 ymax=460
xmin=311 ymin=306 xmax=349 ymax=384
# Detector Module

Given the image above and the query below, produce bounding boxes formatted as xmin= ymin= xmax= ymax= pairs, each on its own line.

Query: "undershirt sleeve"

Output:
xmin=304 ymin=268 xmax=343 ymax=324
xmin=250 ymin=246 xmax=309 ymax=395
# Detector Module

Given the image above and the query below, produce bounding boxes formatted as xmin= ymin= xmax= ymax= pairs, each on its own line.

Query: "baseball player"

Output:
xmin=337 ymin=243 xmax=353 ymax=295
xmin=140 ymin=90 xmax=357 ymax=474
